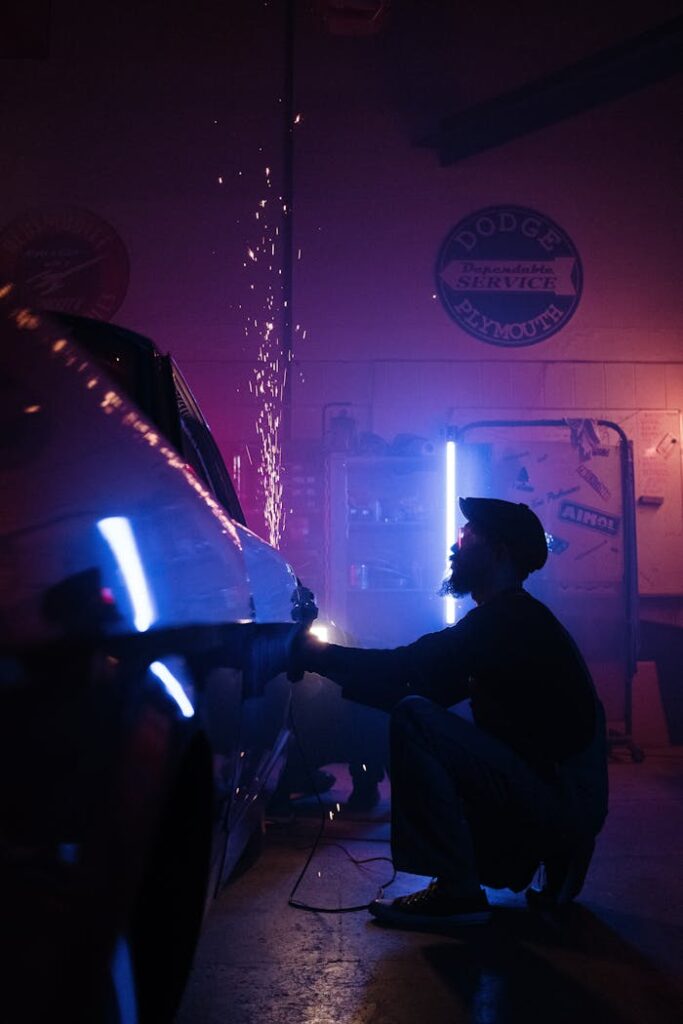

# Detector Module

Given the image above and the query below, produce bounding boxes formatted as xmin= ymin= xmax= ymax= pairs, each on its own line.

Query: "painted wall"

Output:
xmin=1 ymin=1 xmax=681 ymax=610
xmin=287 ymin=5 xmax=683 ymax=608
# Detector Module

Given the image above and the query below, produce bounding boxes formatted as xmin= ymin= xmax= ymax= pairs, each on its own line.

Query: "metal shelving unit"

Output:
xmin=325 ymin=453 xmax=446 ymax=647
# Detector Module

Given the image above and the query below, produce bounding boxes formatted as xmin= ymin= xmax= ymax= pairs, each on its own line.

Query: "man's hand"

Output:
xmin=286 ymin=624 xmax=325 ymax=682
xmin=291 ymin=582 xmax=318 ymax=625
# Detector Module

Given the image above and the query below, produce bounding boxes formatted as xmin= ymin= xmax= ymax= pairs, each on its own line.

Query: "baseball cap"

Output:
xmin=459 ymin=496 xmax=548 ymax=574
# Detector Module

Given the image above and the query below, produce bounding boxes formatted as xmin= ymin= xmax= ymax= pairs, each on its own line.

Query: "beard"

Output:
xmin=439 ymin=546 xmax=491 ymax=599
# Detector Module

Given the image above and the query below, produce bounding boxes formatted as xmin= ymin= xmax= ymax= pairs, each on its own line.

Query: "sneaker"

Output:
xmin=290 ymin=769 xmax=337 ymax=799
xmin=369 ymin=880 xmax=491 ymax=931
xmin=345 ymin=782 xmax=381 ymax=812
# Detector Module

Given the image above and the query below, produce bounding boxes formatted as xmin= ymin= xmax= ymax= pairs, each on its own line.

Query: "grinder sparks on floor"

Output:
xmin=287 ymin=497 xmax=608 ymax=932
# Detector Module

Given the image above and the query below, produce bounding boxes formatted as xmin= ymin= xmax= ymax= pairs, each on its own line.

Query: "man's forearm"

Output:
xmin=304 ymin=642 xmax=415 ymax=712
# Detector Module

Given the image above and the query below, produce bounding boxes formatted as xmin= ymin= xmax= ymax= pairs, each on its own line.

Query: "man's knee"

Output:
xmin=391 ymin=694 xmax=433 ymax=733
xmin=391 ymin=695 xmax=457 ymax=753
xmin=393 ymin=695 xmax=474 ymax=735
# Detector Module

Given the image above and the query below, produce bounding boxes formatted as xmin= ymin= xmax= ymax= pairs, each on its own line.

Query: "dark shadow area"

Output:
xmin=640 ymin=621 xmax=683 ymax=743
xmin=414 ymin=904 xmax=683 ymax=1024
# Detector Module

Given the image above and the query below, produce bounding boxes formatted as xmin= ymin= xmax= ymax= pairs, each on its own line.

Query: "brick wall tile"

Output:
xmin=374 ymin=361 xmax=483 ymax=419
xmin=665 ymin=364 xmax=683 ymax=410
xmin=542 ymin=363 xmax=575 ymax=407
xmin=605 ymin=363 xmax=636 ymax=407
xmin=447 ymin=363 xmax=483 ymax=409
xmin=634 ymin=364 xmax=667 ymax=408
xmin=291 ymin=404 xmax=327 ymax=440
xmin=572 ymin=363 xmax=605 ymax=409
xmin=508 ymin=363 xmax=544 ymax=408
xmin=372 ymin=362 xmax=451 ymax=439
xmin=182 ymin=359 xmax=254 ymax=407
xmin=292 ymin=360 xmax=374 ymax=404
xmin=480 ymin=363 xmax=512 ymax=407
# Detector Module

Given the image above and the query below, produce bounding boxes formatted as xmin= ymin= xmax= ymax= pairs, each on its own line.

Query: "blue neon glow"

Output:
xmin=150 ymin=661 xmax=195 ymax=718
xmin=111 ymin=936 xmax=139 ymax=1024
xmin=445 ymin=440 xmax=457 ymax=625
xmin=97 ymin=517 xmax=156 ymax=632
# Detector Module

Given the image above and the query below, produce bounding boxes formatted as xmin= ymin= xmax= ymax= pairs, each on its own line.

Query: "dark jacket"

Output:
xmin=303 ymin=588 xmax=597 ymax=781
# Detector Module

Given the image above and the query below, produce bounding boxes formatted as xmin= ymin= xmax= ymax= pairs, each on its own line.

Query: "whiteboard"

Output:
xmin=622 ymin=410 xmax=682 ymax=596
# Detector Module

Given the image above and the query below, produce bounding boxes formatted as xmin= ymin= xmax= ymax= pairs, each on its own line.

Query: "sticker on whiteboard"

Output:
xmin=574 ymin=539 xmax=608 ymax=561
xmin=577 ymin=463 xmax=611 ymax=502
xmin=656 ymin=433 xmax=678 ymax=458
xmin=546 ymin=485 xmax=580 ymax=503
xmin=546 ymin=533 xmax=570 ymax=554
xmin=559 ymin=501 xmax=620 ymax=536
xmin=514 ymin=467 xmax=534 ymax=492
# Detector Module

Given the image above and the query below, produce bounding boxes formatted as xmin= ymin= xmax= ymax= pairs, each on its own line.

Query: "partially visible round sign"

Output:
xmin=0 ymin=206 xmax=129 ymax=320
xmin=436 ymin=205 xmax=582 ymax=347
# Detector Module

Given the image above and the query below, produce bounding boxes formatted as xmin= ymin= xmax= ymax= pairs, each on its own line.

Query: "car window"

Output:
xmin=44 ymin=313 xmax=245 ymax=526
xmin=46 ymin=313 xmax=156 ymax=418
xmin=172 ymin=362 xmax=246 ymax=526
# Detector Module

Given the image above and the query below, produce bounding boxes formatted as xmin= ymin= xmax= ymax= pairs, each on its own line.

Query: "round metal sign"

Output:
xmin=0 ymin=206 xmax=129 ymax=320
xmin=436 ymin=205 xmax=583 ymax=346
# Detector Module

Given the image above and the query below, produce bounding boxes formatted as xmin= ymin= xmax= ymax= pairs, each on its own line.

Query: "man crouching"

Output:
xmin=289 ymin=497 xmax=608 ymax=931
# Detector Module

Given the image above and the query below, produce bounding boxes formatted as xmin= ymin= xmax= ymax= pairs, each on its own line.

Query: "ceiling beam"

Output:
xmin=431 ymin=17 xmax=682 ymax=165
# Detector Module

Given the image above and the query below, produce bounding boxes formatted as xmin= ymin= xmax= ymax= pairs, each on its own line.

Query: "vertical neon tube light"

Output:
xmin=445 ymin=439 xmax=457 ymax=625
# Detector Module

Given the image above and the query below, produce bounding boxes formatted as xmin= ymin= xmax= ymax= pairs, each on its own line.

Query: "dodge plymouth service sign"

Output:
xmin=436 ymin=205 xmax=583 ymax=347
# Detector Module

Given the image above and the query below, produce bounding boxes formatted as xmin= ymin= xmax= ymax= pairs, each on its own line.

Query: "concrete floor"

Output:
xmin=176 ymin=754 xmax=683 ymax=1024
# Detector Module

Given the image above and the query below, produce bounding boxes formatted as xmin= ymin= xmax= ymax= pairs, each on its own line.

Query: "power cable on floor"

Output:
xmin=284 ymin=703 xmax=396 ymax=913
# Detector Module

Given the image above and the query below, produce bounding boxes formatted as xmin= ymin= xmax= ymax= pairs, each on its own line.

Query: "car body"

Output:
xmin=0 ymin=290 xmax=309 ymax=1023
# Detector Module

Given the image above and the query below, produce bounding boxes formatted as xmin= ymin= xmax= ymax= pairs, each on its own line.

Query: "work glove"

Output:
xmin=291 ymin=581 xmax=318 ymax=625
xmin=286 ymin=622 xmax=325 ymax=683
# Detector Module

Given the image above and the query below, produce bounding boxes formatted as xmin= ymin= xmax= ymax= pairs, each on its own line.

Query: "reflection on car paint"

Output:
xmin=149 ymin=661 xmax=195 ymax=719
xmin=39 ymin=311 xmax=241 ymax=543
xmin=1 ymin=293 xmax=307 ymax=1021
xmin=97 ymin=516 xmax=156 ymax=632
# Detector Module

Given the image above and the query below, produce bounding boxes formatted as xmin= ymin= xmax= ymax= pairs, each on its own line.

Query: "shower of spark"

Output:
xmin=244 ymin=165 xmax=288 ymax=548
xmin=238 ymin=105 xmax=306 ymax=549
